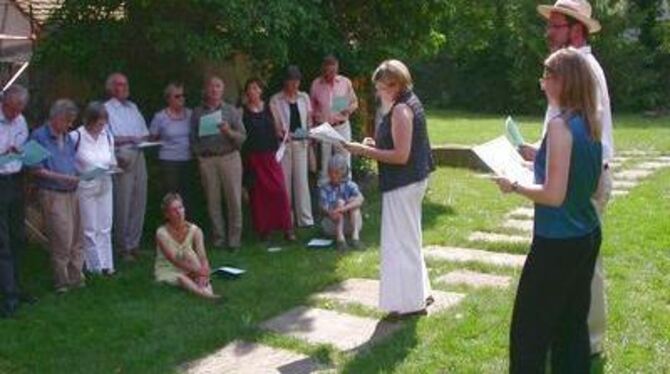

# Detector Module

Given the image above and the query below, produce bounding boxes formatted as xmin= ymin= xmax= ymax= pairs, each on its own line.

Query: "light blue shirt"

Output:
xmin=149 ymin=108 xmax=192 ymax=161
xmin=0 ymin=108 xmax=29 ymax=175
xmin=104 ymin=98 xmax=149 ymax=140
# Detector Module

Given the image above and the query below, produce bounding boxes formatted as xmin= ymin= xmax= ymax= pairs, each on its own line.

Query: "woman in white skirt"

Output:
xmin=72 ymin=102 xmax=117 ymax=276
xmin=345 ymin=60 xmax=435 ymax=318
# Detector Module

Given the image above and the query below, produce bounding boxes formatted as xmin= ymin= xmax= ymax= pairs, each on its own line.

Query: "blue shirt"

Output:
xmin=534 ymin=114 xmax=602 ymax=239
xmin=30 ymin=124 xmax=78 ymax=191
xmin=149 ymin=108 xmax=192 ymax=161
xmin=319 ymin=180 xmax=362 ymax=211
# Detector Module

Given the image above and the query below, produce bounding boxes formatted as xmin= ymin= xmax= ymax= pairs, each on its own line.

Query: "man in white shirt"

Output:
xmin=0 ymin=85 xmax=32 ymax=317
xmin=521 ymin=0 xmax=614 ymax=357
xmin=104 ymin=73 xmax=149 ymax=262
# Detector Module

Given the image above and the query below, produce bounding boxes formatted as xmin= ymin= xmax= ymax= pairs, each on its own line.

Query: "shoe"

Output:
xmin=383 ymin=309 xmax=428 ymax=321
xmin=284 ymin=231 xmax=297 ymax=242
xmin=55 ymin=287 xmax=69 ymax=294
xmin=0 ymin=299 xmax=19 ymax=319
xmin=425 ymin=295 xmax=435 ymax=307
xmin=213 ymin=239 xmax=226 ymax=249
xmin=350 ymin=239 xmax=364 ymax=250
xmin=19 ymin=293 xmax=38 ymax=305
xmin=336 ymin=240 xmax=349 ymax=251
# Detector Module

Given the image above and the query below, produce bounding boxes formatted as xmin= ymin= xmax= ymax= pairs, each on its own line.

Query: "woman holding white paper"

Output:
xmin=270 ymin=66 xmax=314 ymax=227
xmin=72 ymin=102 xmax=117 ymax=276
xmin=344 ymin=60 xmax=435 ymax=318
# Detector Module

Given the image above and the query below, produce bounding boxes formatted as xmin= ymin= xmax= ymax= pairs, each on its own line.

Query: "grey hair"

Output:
xmin=328 ymin=154 xmax=349 ymax=177
xmin=49 ymin=99 xmax=79 ymax=120
xmin=163 ymin=82 xmax=184 ymax=100
xmin=82 ymin=101 xmax=108 ymax=127
xmin=105 ymin=72 xmax=126 ymax=94
xmin=2 ymin=84 xmax=29 ymax=106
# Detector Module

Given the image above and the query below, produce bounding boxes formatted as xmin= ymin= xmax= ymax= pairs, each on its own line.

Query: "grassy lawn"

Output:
xmin=0 ymin=112 xmax=668 ymax=373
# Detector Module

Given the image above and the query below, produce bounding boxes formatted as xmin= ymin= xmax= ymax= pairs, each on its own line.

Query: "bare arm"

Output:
xmin=192 ymin=227 xmax=211 ymax=274
xmin=338 ymin=194 xmax=364 ymax=212
xmin=156 ymin=232 xmax=201 ymax=274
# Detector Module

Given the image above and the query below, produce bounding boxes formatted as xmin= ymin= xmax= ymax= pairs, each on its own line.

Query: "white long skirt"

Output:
xmin=379 ymin=179 xmax=431 ymax=313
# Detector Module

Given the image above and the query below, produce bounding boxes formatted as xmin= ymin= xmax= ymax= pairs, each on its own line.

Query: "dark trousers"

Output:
xmin=510 ymin=228 xmax=601 ymax=374
xmin=160 ymin=160 xmax=194 ymax=216
xmin=0 ymin=174 xmax=26 ymax=302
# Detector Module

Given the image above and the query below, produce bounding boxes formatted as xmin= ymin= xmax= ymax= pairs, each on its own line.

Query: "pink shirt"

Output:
xmin=309 ymin=75 xmax=358 ymax=124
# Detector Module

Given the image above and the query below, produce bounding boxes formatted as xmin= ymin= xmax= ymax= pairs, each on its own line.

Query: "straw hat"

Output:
xmin=538 ymin=0 xmax=601 ymax=34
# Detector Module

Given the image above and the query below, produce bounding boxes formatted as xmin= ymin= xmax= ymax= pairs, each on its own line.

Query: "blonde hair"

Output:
xmin=161 ymin=193 xmax=183 ymax=218
xmin=545 ymin=48 xmax=601 ymax=141
xmin=372 ymin=59 xmax=413 ymax=92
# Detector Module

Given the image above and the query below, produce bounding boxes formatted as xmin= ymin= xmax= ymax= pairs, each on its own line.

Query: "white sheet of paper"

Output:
xmin=309 ymin=123 xmax=347 ymax=145
xmin=267 ymin=247 xmax=282 ymax=253
xmin=137 ymin=141 xmax=163 ymax=149
xmin=215 ymin=266 xmax=245 ymax=275
xmin=473 ymin=136 xmax=534 ymax=185
xmin=307 ymin=238 xmax=334 ymax=247
xmin=275 ymin=142 xmax=286 ymax=162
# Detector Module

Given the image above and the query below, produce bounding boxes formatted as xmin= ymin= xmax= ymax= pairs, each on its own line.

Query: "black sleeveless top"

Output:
xmin=375 ymin=90 xmax=435 ymax=192
xmin=242 ymin=105 xmax=278 ymax=153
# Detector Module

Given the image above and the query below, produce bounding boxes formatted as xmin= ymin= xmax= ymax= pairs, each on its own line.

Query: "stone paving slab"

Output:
xmin=636 ymin=161 xmax=670 ymax=170
xmin=506 ymin=207 xmax=534 ymax=220
xmin=614 ymin=169 xmax=654 ymax=181
xmin=612 ymin=180 xmax=639 ymax=190
xmin=314 ymin=278 xmax=464 ymax=315
xmin=501 ymin=219 xmax=533 ymax=233
xmin=435 ymin=270 xmax=512 ymax=289
xmin=183 ymin=340 xmax=322 ymax=374
xmin=260 ymin=306 xmax=402 ymax=351
xmin=424 ymin=246 xmax=526 ymax=268
xmin=468 ymin=231 xmax=530 ymax=245
xmin=612 ymin=190 xmax=629 ymax=198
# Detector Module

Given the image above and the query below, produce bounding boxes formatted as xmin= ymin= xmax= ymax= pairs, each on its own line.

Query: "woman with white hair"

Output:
xmin=345 ymin=60 xmax=435 ymax=319
xmin=72 ymin=102 xmax=116 ymax=276
xmin=150 ymin=82 xmax=193 ymax=213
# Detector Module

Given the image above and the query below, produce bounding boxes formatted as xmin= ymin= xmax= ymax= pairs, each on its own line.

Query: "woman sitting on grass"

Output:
xmin=155 ymin=193 xmax=219 ymax=299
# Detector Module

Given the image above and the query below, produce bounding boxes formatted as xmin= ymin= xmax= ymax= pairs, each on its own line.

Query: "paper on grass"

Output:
xmin=199 ymin=111 xmax=222 ymax=137
xmin=307 ymin=238 xmax=334 ymax=247
xmin=309 ymin=123 xmax=347 ymax=145
xmin=213 ymin=266 xmax=246 ymax=275
xmin=473 ymin=136 xmax=534 ymax=185
xmin=504 ymin=116 xmax=525 ymax=147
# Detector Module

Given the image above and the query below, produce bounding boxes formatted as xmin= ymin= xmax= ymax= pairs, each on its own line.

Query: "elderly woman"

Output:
xmin=149 ymin=83 xmax=194 ymax=213
xmin=270 ymin=65 xmax=314 ymax=227
xmin=71 ymin=102 xmax=116 ymax=276
xmin=241 ymin=78 xmax=294 ymax=241
xmin=319 ymin=154 xmax=364 ymax=250
xmin=190 ymin=76 xmax=246 ymax=250
xmin=30 ymin=99 xmax=84 ymax=293
xmin=345 ymin=60 xmax=435 ymax=318
xmin=155 ymin=193 xmax=219 ymax=299
xmin=495 ymin=48 xmax=603 ymax=373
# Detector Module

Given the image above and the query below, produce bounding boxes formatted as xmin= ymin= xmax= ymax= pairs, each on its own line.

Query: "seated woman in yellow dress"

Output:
xmin=155 ymin=193 xmax=220 ymax=299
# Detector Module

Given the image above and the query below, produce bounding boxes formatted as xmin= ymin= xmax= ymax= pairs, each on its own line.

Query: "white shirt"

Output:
xmin=0 ymin=108 xmax=29 ymax=175
xmin=270 ymin=91 xmax=311 ymax=132
xmin=543 ymin=45 xmax=615 ymax=162
xmin=70 ymin=126 xmax=116 ymax=174
xmin=104 ymin=98 xmax=149 ymax=139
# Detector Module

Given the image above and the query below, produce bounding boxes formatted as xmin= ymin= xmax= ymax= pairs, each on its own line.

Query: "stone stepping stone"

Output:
xmin=612 ymin=180 xmax=638 ymax=190
xmin=618 ymin=150 xmax=657 ymax=157
xmin=612 ymin=190 xmax=629 ymax=198
xmin=424 ymin=245 xmax=526 ymax=268
xmin=436 ymin=270 xmax=512 ymax=289
xmin=614 ymin=169 xmax=654 ymax=181
xmin=468 ymin=231 xmax=530 ymax=245
xmin=636 ymin=161 xmax=670 ymax=171
xmin=313 ymin=278 xmax=465 ymax=315
xmin=501 ymin=219 xmax=533 ymax=233
xmin=260 ymin=306 xmax=402 ymax=351
xmin=506 ymin=207 xmax=534 ymax=220
xmin=183 ymin=340 xmax=322 ymax=374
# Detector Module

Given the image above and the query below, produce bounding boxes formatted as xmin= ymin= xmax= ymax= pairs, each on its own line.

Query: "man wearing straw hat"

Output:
xmin=520 ymin=0 xmax=614 ymax=359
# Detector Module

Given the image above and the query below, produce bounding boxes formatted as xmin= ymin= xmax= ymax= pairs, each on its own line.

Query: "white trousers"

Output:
xmin=320 ymin=121 xmax=351 ymax=184
xmin=589 ymin=167 xmax=612 ymax=354
xmin=78 ymin=176 xmax=114 ymax=273
xmin=379 ymin=179 xmax=432 ymax=313
xmin=281 ymin=140 xmax=313 ymax=227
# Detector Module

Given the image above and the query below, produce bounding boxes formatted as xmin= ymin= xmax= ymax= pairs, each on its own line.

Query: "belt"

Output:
xmin=40 ymin=186 xmax=77 ymax=194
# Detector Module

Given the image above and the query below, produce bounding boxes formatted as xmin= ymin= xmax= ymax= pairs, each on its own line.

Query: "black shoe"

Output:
xmin=18 ymin=293 xmax=38 ymax=305
xmin=0 ymin=299 xmax=19 ymax=319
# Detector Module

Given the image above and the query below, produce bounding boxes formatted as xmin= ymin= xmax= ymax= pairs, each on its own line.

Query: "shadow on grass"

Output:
xmin=423 ymin=200 xmax=455 ymax=230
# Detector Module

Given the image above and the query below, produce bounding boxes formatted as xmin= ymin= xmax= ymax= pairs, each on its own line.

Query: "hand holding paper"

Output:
xmin=309 ymin=123 xmax=347 ymax=145
xmin=505 ymin=116 xmax=525 ymax=148
xmin=199 ymin=111 xmax=223 ymax=137
xmin=473 ymin=136 xmax=534 ymax=186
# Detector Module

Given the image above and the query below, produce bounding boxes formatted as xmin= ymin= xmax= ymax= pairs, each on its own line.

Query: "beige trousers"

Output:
xmin=589 ymin=167 xmax=612 ymax=354
xmin=281 ymin=141 xmax=313 ymax=227
xmin=198 ymin=152 xmax=243 ymax=247
xmin=40 ymin=189 xmax=84 ymax=289
xmin=112 ymin=149 xmax=147 ymax=253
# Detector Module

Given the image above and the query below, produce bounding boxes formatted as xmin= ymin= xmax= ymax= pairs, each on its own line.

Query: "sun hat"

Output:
xmin=538 ymin=0 xmax=601 ymax=34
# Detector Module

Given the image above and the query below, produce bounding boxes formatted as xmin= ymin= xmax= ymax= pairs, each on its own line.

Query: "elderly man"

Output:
xmin=520 ymin=0 xmax=614 ymax=358
xmin=310 ymin=55 xmax=358 ymax=185
xmin=30 ymin=99 xmax=84 ymax=293
xmin=104 ymin=73 xmax=149 ymax=262
xmin=190 ymin=76 xmax=246 ymax=250
xmin=0 ymin=85 xmax=34 ymax=317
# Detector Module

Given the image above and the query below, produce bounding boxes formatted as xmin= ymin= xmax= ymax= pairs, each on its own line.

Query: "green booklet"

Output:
xmin=22 ymin=140 xmax=52 ymax=166
xmin=505 ymin=116 xmax=525 ymax=147
xmin=199 ymin=111 xmax=223 ymax=137
xmin=331 ymin=96 xmax=349 ymax=113
xmin=0 ymin=152 xmax=21 ymax=166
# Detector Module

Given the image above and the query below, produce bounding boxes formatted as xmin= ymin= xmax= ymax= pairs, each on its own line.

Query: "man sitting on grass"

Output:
xmin=319 ymin=154 xmax=364 ymax=250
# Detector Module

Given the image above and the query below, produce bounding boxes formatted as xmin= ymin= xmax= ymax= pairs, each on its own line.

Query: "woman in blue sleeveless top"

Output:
xmin=345 ymin=60 xmax=435 ymax=319
xmin=495 ymin=48 xmax=603 ymax=373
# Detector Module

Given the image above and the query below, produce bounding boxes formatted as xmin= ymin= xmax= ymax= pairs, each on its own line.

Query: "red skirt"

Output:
xmin=246 ymin=152 xmax=292 ymax=235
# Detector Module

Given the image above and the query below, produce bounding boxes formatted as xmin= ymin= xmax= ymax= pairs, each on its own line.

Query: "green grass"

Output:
xmin=0 ymin=112 xmax=668 ymax=373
